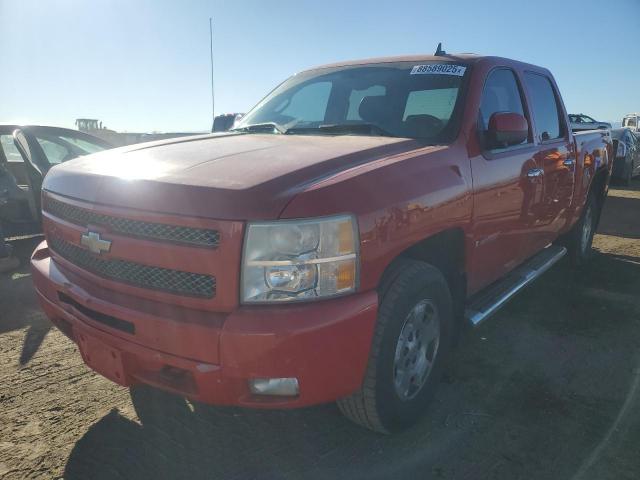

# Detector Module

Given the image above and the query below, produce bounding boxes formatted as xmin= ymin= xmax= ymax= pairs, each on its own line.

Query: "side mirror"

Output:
xmin=487 ymin=112 xmax=528 ymax=149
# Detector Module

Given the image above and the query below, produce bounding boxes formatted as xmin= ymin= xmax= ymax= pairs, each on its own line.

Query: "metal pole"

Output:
xmin=209 ymin=17 xmax=215 ymax=119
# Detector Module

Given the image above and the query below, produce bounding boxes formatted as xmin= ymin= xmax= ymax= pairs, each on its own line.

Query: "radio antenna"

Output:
xmin=435 ymin=42 xmax=446 ymax=56
xmin=209 ymin=17 xmax=215 ymax=119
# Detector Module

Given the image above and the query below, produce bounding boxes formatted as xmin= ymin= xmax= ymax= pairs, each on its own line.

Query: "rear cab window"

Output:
xmin=523 ymin=72 xmax=565 ymax=142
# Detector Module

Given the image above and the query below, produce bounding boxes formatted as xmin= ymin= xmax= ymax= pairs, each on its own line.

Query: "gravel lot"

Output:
xmin=1 ymin=181 xmax=639 ymax=480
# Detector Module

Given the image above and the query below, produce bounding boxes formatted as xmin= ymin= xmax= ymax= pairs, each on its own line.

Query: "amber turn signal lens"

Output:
xmin=338 ymin=220 xmax=355 ymax=255
xmin=336 ymin=260 xmax=356 ymax=291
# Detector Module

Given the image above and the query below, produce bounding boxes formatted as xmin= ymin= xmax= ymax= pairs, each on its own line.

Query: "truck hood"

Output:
xmin=43 ymin=133 xmax=426 ymax=220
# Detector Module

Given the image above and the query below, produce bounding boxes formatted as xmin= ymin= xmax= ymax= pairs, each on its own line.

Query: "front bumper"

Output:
xmin=31 ymin=241 xmax=378 ymax=408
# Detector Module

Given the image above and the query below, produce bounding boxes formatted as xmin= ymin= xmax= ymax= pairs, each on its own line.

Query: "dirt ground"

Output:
xmin=1 ymin=181 xmax=640 ymax=480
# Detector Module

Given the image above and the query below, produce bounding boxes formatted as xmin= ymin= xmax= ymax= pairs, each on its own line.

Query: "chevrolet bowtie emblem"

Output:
xmin=80 ymin=231 xmax=112 ymax=254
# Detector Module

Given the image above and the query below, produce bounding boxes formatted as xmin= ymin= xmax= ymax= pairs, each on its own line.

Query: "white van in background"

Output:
xmin=622 ymin=113 xmax=640 ymax=133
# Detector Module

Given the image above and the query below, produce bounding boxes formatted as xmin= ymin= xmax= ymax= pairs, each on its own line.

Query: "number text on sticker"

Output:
xmin=410 ymin=64 xmax=467 ymax=76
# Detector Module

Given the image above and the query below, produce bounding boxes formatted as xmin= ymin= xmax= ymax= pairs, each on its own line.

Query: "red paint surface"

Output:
xmin=33 ymin=54 xmax=612 ymax=407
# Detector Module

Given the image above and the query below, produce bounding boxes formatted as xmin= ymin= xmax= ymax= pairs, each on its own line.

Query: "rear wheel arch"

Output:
xmin=588 ymin=168 xmax=609 ymax=226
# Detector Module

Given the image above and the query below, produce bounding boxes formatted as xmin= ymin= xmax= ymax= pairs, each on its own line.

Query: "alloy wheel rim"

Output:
xmin=393 ymin=299 xmax=440 ymax=400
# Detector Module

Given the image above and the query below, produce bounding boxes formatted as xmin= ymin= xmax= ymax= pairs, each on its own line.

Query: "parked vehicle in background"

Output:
xmin=76 ymin=118 xmax=202 ymax=146
xmin=31 ymin=52 xmax=612 ymax=434
xmin=212 ymin=113 xmax=243 ymax=132
xmin=622 ymin=113 xmax=640 ymax=134
xmin=611 ymin=128 xmax=640 ymax=185
xmin=0 ymin=125 xmax=112 ymax=238
xmin=569 ymin=113 xmax=611 ymax=131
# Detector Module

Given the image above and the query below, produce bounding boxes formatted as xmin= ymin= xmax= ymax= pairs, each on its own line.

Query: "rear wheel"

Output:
xmin=622 ymin=164 xmax=633 ymax=186
xmin=566 ymin=192 xmax=598 ymax=267
xmin=337 ymin=260 xmax=453 ymax=433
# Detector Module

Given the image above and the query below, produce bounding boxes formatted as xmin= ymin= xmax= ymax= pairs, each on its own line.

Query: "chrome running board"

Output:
xmin=465 ymin=245 xmax=567 ymax=326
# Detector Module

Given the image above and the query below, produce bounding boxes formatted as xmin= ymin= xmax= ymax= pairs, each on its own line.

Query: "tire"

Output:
xmin=622 ymin=164 xmax=632 ymax=186
xmin=337 ymin=260 xmax=453 ymax=433
xmin=566 ymin=192 xmax=598 ymax=267
xmin=129 ymin=384 xmax=192 ymax=429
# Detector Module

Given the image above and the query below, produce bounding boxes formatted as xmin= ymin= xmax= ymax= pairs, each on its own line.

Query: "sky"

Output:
xmin=1 ymin=0 xmax=639 ymax=133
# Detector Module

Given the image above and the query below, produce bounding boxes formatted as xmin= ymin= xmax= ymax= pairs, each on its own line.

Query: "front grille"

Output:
xmin=49 ymin=236 xmax=216 ymax=298
xmin=44 ymin=197 xmax=220 ymax=248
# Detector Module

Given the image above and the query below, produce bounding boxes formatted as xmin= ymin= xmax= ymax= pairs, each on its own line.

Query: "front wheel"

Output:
xmin=337 ymin=260 xmax=453 ymax=433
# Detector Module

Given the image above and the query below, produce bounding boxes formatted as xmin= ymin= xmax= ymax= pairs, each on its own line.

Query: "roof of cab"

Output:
xmin=303 ymin=53 xmax=483 ymax=72
xmin=300 ymin=53 xmax=549 ymax=75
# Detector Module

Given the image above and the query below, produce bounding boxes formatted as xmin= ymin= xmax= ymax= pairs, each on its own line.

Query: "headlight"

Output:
xmin=241 ymin=214 xmax=359 ymax=303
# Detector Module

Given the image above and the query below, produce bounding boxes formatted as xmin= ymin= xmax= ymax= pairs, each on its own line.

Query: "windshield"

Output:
xmin=234 ymin=62 xmax=468 ymax=143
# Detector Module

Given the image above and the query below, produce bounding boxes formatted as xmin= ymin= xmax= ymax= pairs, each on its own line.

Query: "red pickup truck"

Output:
xmin=31 ymin=53 xmax=612 ymax=433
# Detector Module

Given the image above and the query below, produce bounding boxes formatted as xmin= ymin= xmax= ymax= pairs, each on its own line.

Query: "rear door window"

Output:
xmin=524 ymin=73 xmax=564 ymax=141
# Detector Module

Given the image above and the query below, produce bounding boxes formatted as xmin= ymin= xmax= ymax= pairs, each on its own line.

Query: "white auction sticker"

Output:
xmin=410 ymin=64 xmax=467 ymax=76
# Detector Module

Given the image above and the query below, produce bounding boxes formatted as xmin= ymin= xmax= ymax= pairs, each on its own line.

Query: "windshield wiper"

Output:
xmin=287 ymin=123 xmax=395 ymax=137
xmin=231 ymin=122 xmax=287 ymax=134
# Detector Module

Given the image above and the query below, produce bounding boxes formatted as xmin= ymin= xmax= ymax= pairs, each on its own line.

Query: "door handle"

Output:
xmin=563 ymin=159 xmax=575 ymax=167
xmin=527 ymin=168 xmax=544 ymax=178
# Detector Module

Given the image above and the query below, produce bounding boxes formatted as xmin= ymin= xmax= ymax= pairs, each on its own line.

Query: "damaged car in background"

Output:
xmin=0 ymin=125 xmax=112 ymax=238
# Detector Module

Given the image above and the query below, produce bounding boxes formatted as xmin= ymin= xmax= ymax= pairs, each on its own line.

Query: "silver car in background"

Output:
xmin=611 ymin=128 xmax=640 ymax=185
xmin=569 ymin=113 xmax=611 ymax=131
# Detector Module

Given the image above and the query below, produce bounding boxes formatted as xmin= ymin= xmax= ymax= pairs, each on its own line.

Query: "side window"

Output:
xmin=279 ymin=81 xmax=332 ymax=122
xmin=35 ymin=138 xmax=71 ymax=164
xmin=0 ymin=135 xmax=24 ymax=162
xmin=524 ymin=73 xmax=564 ymax=141
xmin=347 ymin=85 xmax=385 ymax=120
xmin=479 ymin=69 xmax=528 ymax=148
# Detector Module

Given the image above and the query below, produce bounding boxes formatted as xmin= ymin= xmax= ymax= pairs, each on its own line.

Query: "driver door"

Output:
xmin=12 ymin=128 xmax=46 ymax=219
xmin=469 ymin=68 xmax=541 ymax=292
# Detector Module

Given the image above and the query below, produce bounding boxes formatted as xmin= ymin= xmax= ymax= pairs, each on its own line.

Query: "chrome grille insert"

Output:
xmin=44 ymin=197 xmax=220 ymax=248
xmin=49 ymin=236 xmax=216 ymax=298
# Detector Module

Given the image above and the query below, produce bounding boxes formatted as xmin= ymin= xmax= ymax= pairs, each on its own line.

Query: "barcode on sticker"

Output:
xmin=410 ymin=64 xmax=467 ymax=76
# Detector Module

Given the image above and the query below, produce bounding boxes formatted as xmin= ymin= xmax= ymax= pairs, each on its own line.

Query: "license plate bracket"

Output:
xmin=76 ymin=330 xmax=128 ymax=386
